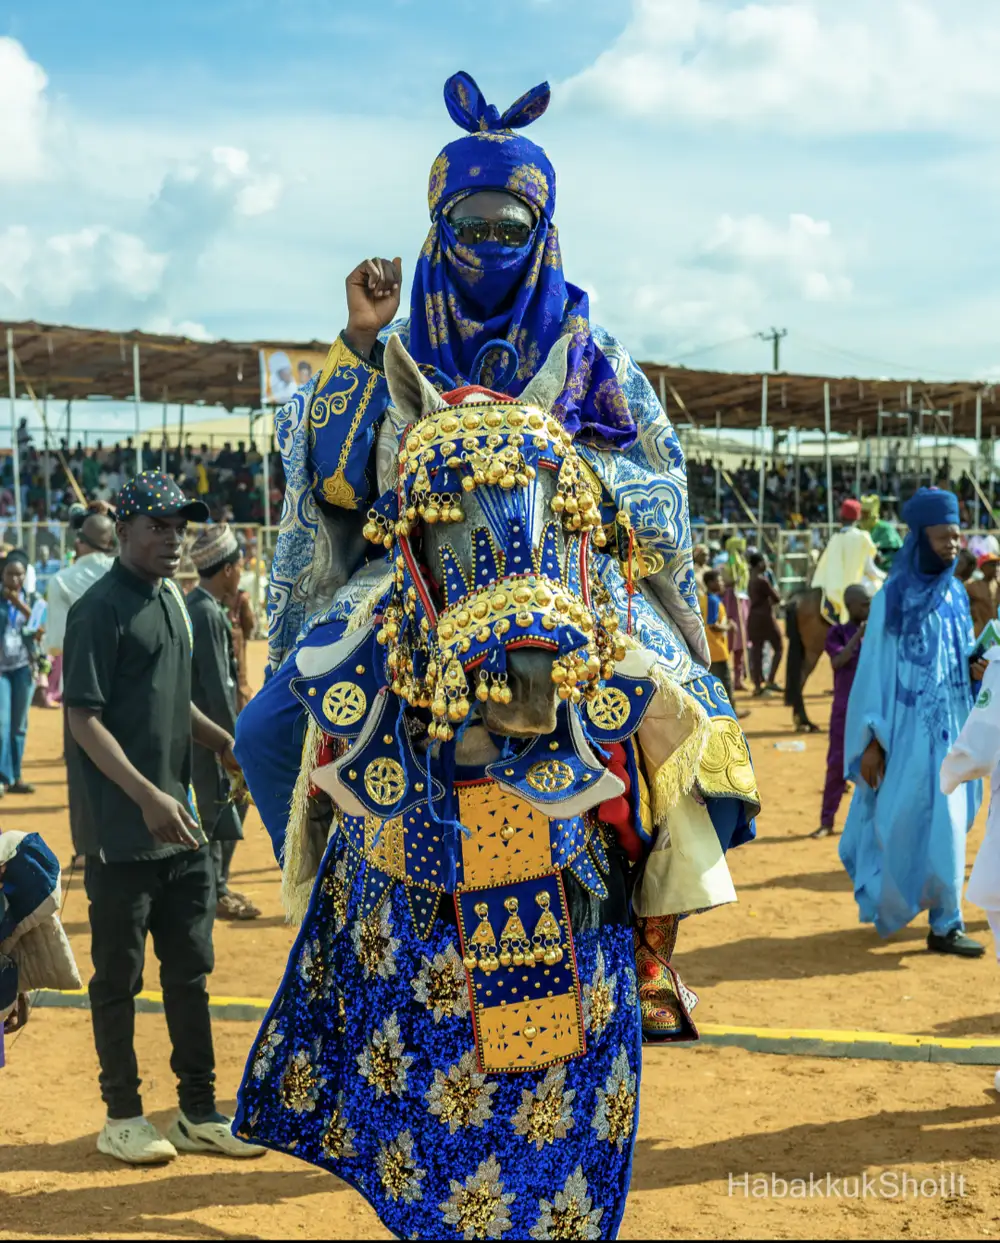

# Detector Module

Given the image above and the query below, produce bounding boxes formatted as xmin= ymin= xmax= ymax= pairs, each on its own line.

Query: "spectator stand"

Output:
xmin=4 ymin=318 xmax=999 ymax=607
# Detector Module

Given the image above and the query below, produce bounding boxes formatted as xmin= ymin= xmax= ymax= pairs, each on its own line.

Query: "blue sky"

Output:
xmin=2 ymin=0 xmax=1000 ymax=439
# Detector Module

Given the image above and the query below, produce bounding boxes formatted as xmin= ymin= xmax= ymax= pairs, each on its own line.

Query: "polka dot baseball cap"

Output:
xmin=116 ymin=471 xmax=210 ymax=522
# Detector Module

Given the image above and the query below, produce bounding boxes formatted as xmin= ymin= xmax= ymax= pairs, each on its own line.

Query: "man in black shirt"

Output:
xmin=186 ymin=523 xmax=260 ymax=920
xmin=63 ymin=472 xmax=264 ymax=1166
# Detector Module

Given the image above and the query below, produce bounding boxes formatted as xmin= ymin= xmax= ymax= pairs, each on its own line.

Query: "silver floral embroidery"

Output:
xmin=411 ymin=943 xmax=471 ymax=1023
xmin=529 ymin=1165 xmax=604 ymax=1240
xmin=591 ymin=1044 xmax=636 ymax=1152
xmin=623 ymin=965 xmax=638 ymax=1010
xmin=280 ymin=1038 xmax=327 ymax=1114
xmin=440 ymin=1154 xmax=515 ymax=1240
xmin=251 ymin=1016 xmax=285 ymax=1081
xmin=425 ymin=1051 xmax=498 ymax=1134
xmin=581 ymin=946 xmax=617 ymax=1040
xmin=322 ymin=854 xmax=350 ymax=931
xmin=320 ymin=1092 xmax=357 ymax=1161
xmin=357 ymin=1012 xmax=414 ymax=1099
xmin=351 ymin=900 xmax=400 ymax=981
xmin=376 ymin=1129 xmax=427 ymax=1204
xmin=298 ymin=933 xmax=334 ymax=1003
xmin=511 ymin=1064 xmax=576 ymax=1150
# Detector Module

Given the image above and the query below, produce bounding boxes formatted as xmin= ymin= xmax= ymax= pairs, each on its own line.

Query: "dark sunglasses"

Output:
xmin=450 ymin=216 xmax=534 ymax=248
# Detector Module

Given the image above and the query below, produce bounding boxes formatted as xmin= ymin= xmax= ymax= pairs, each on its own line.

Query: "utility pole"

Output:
xmin=757 ymin=327 xmax=788 ymax=372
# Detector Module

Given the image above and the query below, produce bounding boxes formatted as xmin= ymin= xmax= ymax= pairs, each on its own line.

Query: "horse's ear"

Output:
xmin=384 ymin=333 xmax=447 ymax=421
xmin=518 ymin=333 xmax=571 ymax=412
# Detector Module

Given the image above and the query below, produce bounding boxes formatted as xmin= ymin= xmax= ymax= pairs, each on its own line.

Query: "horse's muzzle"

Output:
xmin=477 ymin=647 xmax=559 ymax=737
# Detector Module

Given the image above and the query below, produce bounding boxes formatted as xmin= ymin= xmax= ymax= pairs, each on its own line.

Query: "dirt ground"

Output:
xmin=2 ymin=643 xmax=999 ymax=1240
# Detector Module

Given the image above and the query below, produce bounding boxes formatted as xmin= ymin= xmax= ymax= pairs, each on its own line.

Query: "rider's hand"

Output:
xmin=971 ymin=656 xmax=989 ymax=683
xmin=860 ymin=739 xmax=885 ymax=791
xmin=344 ymin=257 xmax=402 ymax=359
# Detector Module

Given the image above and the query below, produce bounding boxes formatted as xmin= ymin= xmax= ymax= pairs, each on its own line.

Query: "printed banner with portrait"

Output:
xmin=259 ymin=348 xmax=328 ymax=405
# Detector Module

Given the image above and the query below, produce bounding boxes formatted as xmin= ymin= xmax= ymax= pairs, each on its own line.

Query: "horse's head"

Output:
xmin=372 ymin=333 xmax=622 ymax=740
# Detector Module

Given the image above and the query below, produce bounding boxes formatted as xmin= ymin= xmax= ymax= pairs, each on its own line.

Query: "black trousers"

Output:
xmin=85 ymin=848 xmax=216 ymax=1120
xmin=748 ymin=619 xmax=784 ymax=689
xmin=211 ymin=839 xmax=237 ymax=896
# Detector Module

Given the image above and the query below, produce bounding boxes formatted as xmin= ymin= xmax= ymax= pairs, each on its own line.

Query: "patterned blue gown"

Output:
xmin=839 ymin=582 xmax=981 ymax=937
xmin=235 ymin=824 xmax=641 ymax=1240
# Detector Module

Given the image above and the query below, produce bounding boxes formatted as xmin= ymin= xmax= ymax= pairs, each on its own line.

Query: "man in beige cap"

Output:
xmin=186 ymin=525 xmax=260 ymax=921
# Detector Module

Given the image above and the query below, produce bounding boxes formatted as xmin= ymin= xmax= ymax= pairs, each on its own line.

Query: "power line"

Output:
xmin=668 ymin=333 xmax=760 ymax=364
xmin=794 ymin=333 xmax=970 ymax=382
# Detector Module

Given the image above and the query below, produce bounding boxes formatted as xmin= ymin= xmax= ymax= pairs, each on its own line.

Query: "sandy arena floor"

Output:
xmin=2 ymin=643 xmax=998 ymax=1240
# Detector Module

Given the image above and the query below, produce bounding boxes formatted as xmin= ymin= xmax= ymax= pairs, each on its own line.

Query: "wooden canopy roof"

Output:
xmin=1 ymin=320 xmax=325 ymax=411
xmin=643 ymin=362 xmax=996 ymax=438
xmin=3 ymin=319 xmax=994 ymax=436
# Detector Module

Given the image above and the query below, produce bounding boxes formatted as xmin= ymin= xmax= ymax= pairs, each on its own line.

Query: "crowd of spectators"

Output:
xmin=687 ymin=454 xmax=986 ymax=529
xmin=0 ymin=421 xmax=283 ymax=527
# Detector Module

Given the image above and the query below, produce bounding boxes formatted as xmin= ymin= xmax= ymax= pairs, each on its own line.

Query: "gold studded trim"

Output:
xmin=435 ymin=574 xmax=592 ymax=660
xmin=400 ymin=403 xmax=572 ymax=465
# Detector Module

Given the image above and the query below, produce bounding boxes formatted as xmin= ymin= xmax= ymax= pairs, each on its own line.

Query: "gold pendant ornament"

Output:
xmin=465 ymin=902 xmax=500 ymax=974
xmin=532 ymin=890 xmax=565 ymax=966
xmin=497 ymin=897 xmax=531 ymax=968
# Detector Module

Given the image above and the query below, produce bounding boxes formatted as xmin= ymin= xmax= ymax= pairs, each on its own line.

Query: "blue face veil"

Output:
xmin=407 ymin=72 xmax=636 ymax=450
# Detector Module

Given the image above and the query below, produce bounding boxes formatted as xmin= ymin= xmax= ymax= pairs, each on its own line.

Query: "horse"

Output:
xmin=783 ymin=586 xmax=829 ymax=731
xmin=234 ymin=332 xmax=714 ymax=1241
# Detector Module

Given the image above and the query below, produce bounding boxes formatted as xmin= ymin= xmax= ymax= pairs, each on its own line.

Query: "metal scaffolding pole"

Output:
xmin=262 ymin=410 xmax=272 ymax=530
xmin=824 ymin=381 xmax=833 ymax=541
xmin=975 ymin=390 xmax=983 ymax=529
xmin=757 ymin=375 xmax=768 ymax=541
xmin=132 ymin=343 xmax=142 ymax=480
xmin=43 ymin=390 xmax=51 ymax=521
xmin=794 ymin=426 xmax=800 ymax=518
xmin=6 ymin=329 xmax=21 ymax=532
xmin=855 ymin=417 xmax=862 ymax=496
xmin=714 ymin=410 xmax=721 ymax=518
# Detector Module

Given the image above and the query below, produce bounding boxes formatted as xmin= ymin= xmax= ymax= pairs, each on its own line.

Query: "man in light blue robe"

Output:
xmin=839 ymin=487 xmax=987 ymax=957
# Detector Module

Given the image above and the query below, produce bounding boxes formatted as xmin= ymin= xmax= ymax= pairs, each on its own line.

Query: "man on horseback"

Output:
xmin=811 ymin=499 xmax=884 ymax=624
xmin=859 ymin=494 xmax=903 ymax=573
xmin=231 ymin=72 xmax=759 ymax=1239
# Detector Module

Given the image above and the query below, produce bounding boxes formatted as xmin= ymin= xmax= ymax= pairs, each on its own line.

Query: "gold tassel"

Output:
xmin=345 ymin=570 xmax=394 ymax=636
xmin=280 ymin=716 xmax=323 ymax=925
xmin=619 ymin=632 xmax=711 ymax=827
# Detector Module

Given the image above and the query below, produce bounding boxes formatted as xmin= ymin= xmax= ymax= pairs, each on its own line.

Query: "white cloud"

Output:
xmin=0 ymin=37 xmax=48 ymax=181
xmin=695 ymin=212 xmax=852 ymax=301
xmin=0 ymin=125 xmax=283 ymax=331
xmin=560 ymin=0 xmax=1000 ymax=135
xmin=144 ymin=315 xmax=216 ymax=342
xmin=0 ymin=225 xmax=165 ymax=308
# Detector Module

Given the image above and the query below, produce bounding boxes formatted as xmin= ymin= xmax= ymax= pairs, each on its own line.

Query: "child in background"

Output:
xmin=940 ymin=644 xmax=1000 ymax=1092
xmin=811 ymin=583 xmax=872 ymax=840
xmin=701 ymin=570 xmax=736 ymax=708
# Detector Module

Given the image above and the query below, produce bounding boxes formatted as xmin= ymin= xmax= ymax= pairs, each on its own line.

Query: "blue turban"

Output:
xmin=901 ymin=486 xmax=960 ymax=531
xmin=885 ymin=488 xmax=962 ymax=634
xmin=407 ymin=71 xmax=636 ymax=449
